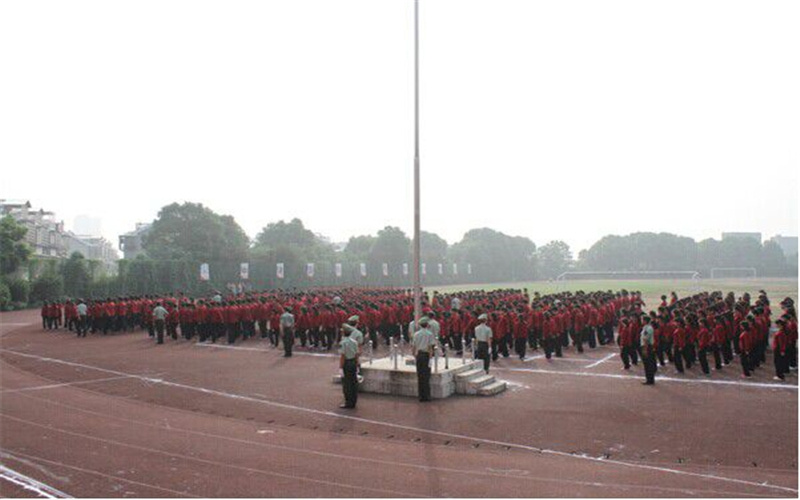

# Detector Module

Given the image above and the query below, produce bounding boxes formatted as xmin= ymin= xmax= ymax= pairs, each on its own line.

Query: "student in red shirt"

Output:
xmin=712 ymin=316 xmax=727 ymax=370
xmin=739 ymin=320 xmax=753 ymax=378
xmin=773 ymin=318 xmax=789 ymax=381
xmin=672 ymin=318 xmax=687 ymax=374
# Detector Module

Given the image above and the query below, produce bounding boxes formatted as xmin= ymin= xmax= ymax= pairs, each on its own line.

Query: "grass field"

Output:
xmin=430 ymin=277 xmax=798 ymax=312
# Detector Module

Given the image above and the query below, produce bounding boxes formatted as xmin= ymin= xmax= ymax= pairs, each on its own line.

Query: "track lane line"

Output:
xmin=8 ymin=390 xmax=780 ymax=498
xmin=0 ymin=413 xmax=423 ymax=498
xmin=0 ymin=465 xmax=71 ymax=499
xmin=0 ymin=375 xmax=135 ymax=394
xmin=1 ymin=347 xmax=795 ymax=494
xmin=2 ymin=452 xmax=198 ymax=498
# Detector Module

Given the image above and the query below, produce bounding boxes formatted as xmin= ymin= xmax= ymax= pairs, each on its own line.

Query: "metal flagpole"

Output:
xmin=413 ymin=0 xmax=422 ymax=330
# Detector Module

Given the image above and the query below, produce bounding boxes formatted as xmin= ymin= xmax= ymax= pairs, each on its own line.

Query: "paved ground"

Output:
xmin=1 ymin=309 xmax=797 ymax=497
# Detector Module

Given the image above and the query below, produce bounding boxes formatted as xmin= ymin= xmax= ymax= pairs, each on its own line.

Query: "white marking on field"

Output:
xmin=12 ymin=391 xmax=778 ymax=498
xmin=1 ymin=375 xmax=134 ymax=393
xmin=585 ymin=353 xmax=617 ymax=369
xmin=495 ymin=366 xmax=798 ymax=390
xmin=0 ymin=348 xmax=795 ymax=494
xmin=194 ymin=343 xmax=336 ymax=357
xmin=0 ymin=464 xmax=72 ymax=498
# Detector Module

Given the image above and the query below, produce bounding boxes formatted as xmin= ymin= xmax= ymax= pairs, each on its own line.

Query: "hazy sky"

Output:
xmin=2 ymin=0 xmax=797 ymax=252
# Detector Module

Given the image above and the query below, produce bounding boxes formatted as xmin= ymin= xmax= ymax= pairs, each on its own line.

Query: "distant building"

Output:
xmin=1 ymin=199 xmax=67 ymax=258
xmin=73 ymin=215 xmax=102 ymax=237
xmin=64 ymin=232 xmax=120 ymax=275
xmin=119 ymin=223 xmax=152 ymax=260
xmin=768 ymin=235 xmax=798 ymax=257
xmin=722 ymin=232 xmax=762 ymax=244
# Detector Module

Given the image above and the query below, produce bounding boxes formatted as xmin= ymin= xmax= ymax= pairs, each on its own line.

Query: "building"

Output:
xmin=119 ymin=223 xmax=152 ymax=260
xmin=1 ymin=199 xmax=67 ymax=258
xmin=768 ymin=235 xmax=798 ymax=258
xmin=64 ymin=232 xmax=120 ymax=275
xmin=722 ymin=232 xmax=762 ymax=244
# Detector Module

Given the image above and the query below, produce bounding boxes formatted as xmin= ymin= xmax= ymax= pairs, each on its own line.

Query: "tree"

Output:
xmin=371 ymin=227 xmax=411 ymax=264
xmin=420 ymin=231 xmax=448 ymax=264
xmin=144 ymin=202 xmax=250 ymax=262
xmin=449 ymin=228 xmax=536 ymax=283
xmin=343 ymin=235 xmax=376 ymax=261
xmin=0 ymin=215 xmax=31 ymax=276
xmin=537 ymin=240 xmax=572 ymax=279
xmin=253 ymin=218 xmax=335 ymax=262
xmin=61 ymin=252 xmax=92 ymax=298
xmin=30 ymin=273 xmax=63 ymax=303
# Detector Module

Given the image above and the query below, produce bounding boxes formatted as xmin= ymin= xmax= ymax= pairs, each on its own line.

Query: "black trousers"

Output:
xmin=698 ymin=347 xmax=710 ymax=374
xmin=514 ymin=337 xmax=527 ymax=359
xmin=283 ymin=328 xmax=295 ymax=357
xmin=712 ymin=345 xmax=723 ymax=370
xmin=342 ymin=359 xmax=358 ymax=408
xmin=155 ymin=320 xmax=165 ymax=344
xmin=643 ymin=348 xmax=656 ymax=384
xmin=775 ymin=351 xmax=787 ymax=379
xmin=673 ymin=345 xmax=684 ymax=372
xmin=416 ymin=351 xmax=431 ymax=401
xmin=477 ymin=341 xmax=490 ymax=373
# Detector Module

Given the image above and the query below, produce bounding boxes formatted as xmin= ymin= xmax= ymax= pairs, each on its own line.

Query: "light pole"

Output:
xmin=412 ymin=0 xmax=422 ymax=328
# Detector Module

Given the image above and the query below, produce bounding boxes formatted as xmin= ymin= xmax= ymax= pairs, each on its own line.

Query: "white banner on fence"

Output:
xmin=359 ymin=263 xmax=367 ymax=277
xmin=453 ymin=263 xmax=458 ymax=275
xmin=421 ymin=263 xmax=427 ymax=275
xmin=306 ymin=263 xmax=315 ymax=278
xmin=437 ymin=263 xmax=443 ymax=275
xmin=200 ymin=263 xmax=210 ymax=281
xmin=402 ymin=263 xmax=409 ymax=276
xmin=335 ymin=262 xmax=342 ymax=277
xmin=467 ymin=263 xmax=472 ymax=275
xmin=240 ymin=262 xmax=249 ymax=280
xmin=276 ymin=262 xmax=284 ymax=279
xmin=382 ymin=263 xmax=388 ymax=276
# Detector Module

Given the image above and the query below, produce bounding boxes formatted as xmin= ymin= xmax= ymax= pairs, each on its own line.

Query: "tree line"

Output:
xmin=0 ymin=201 xmax=796 ymax=309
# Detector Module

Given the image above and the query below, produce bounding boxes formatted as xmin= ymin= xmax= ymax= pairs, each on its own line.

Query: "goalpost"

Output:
xmin=709 ymin=267 xmax=757 ymax=279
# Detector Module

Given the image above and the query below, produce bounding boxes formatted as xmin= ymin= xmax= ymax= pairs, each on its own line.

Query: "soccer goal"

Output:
xmin=555 ymin=270 xmax=701 ymax=281
xmin=709 ymin=267 xmax=757 ymax=279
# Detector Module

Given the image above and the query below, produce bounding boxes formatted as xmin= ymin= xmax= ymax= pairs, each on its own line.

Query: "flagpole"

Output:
xmin=412 ymin=0 xmax=422 ymax=330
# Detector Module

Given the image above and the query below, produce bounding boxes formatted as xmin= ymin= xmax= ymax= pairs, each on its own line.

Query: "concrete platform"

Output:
xmin=333 ymin=356 xmax=507 ymax=399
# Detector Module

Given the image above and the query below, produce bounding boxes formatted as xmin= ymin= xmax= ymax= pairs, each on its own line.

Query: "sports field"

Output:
xmin=1 ymin=278 xmax=797 ymax=498
xmin=433 ymin=278 xmax=798 ymax=312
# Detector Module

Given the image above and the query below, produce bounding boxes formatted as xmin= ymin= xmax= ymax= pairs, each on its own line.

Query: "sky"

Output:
xmin=1 ymin=0 xmax=797 ymax=253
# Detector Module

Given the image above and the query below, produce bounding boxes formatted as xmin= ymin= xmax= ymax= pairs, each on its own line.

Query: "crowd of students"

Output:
xmin=40 ymin=286 xmax=798 ymax=381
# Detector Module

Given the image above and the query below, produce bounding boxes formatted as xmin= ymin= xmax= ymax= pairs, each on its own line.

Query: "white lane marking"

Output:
xmin=585 ymin=353 xmax=617 ymax=369
xmin=0 ymin=464 xmax=72 ymax=498
xmin=1 ymin=413 xmax=421 ymax=498
xmin=0 ymin=451 xmax=70 ymax=483
xmin=1 ymin=348 xmax=795 ymax=494
xmin=1 ymin=375 xmax=134 ymax=394
xmin=3 ymin=450 xmax=199 ymax=498
xmin=195 ymin=343 xmax=336 ymax=357
xmin=13 ymin=392 xmax=764 ymax=498
xmin=495 ymin=366 xmax=798 ymax=390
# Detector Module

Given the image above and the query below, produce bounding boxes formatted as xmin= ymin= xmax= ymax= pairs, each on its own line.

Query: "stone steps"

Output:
xmin=478 ymin=380 xmax=507 ymax=396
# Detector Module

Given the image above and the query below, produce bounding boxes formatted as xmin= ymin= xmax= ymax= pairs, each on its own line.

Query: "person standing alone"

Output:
xmin=339 ymin=325 xmax=360 ymax=409
xmin=640 ymin=316 xmax=657 ymax=385
xmin=412 ymin=317 xmax=436 ymax=402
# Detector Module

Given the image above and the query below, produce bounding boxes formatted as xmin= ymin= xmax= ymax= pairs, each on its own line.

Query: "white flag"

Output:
xmin=382 ymin=263 xmax=389 ymax=276
xmin=453 ymin=263 xmax=458 ymax=275
xmin=200 ymin=263 xmax=210 ymax=281
xmin=306 ymin=263 xmax=315 ymax=278
xmin=422 ymin=263 xmax=427 ymax=275
xmin=402 ymin=263 xmax=409 ymax=276
xmin=437 ymin=263 xmax=443 ymax=275
xmin=335 ymin=262 xmax=342 ymax=277
xmin=240 ymin=262 xmax=249 ymax=280
xmin=276 ymin=262 xmax=284 ymax=279
xmin=467 ymin=263 xmax=472 ymax=275
xmin=360 ymin=263 xmax=367 ymax=277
